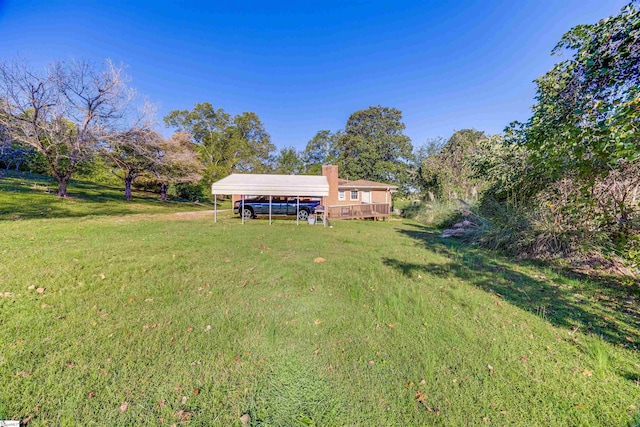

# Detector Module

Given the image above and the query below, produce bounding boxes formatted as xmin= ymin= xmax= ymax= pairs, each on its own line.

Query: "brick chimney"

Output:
xmin=321 ymin=165 xmax=339 ymax=207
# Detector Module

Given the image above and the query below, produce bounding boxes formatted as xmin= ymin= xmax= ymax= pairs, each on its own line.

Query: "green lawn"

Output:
xmin=0 ymin=171 xmax=228 ymax=221
xmin=0 ymin=193 xmax=639 ymax=425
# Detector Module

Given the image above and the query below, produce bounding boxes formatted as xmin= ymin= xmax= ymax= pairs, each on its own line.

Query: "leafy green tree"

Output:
xmin=302 ymin=130 xmax=338 ymax=174
xmin=468 ymin=135 xmax=532 ymax=203
xmin=409 ymin=137 xmax=445 ymax=196
xmin=164 ymin=103 xmax=275 ymax=183
xmin=274 ymin=146 xmax=303 ymax=175
xmin=417 ymin=130 xmax=487 ymax=200
xmin=515 ymin=2 xmax=639 ymax=182
xmin=335 ymin=106 xmax=413 ymax=190
xmin=229 ymin=112 xmax=274 ymax=174
xmin=164 ymin=102 xmax=231 ymax=182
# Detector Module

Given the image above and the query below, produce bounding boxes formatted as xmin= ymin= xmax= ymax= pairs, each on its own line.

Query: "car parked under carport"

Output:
xmin=211 ymin=173 xmax=330 ymax=226
xmin=233 ymin=196 xmax=321 ymax=220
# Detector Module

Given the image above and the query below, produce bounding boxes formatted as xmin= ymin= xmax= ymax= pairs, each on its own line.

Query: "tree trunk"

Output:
xmin=125 ymin=178 xmax=133 ymax=200
xmin=160 ymin=183 xmax=168 ymax=201
xmin=56 ymin=177 xmax=69 ymax=197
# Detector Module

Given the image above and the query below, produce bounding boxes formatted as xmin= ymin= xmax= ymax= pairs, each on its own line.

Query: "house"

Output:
xmin=321 ymin=165 xmax=397 ymax=220
xmin=213 ymin=165 xmax=396 ymax=222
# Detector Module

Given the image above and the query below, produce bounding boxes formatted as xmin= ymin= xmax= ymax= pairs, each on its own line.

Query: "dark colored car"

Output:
xmin=234 ymin=196 xmax=321 ymax=220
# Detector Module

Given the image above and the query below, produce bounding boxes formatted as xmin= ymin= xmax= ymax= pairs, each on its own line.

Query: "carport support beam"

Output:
xmin=269 ymin=195 xmax=272 ymax=225
xmin=296 ymin=196 xmax=299 ymax=226
xmin=214 ymin=194 xmax=217 ymax=223
xmin=241 ymin=197 xmax=245 ymax=225
xmin=323 ymin=196 xmax=326 ymax=227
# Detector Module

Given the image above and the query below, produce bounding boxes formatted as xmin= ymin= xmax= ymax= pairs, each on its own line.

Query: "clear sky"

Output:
xmin=0 ymin=0 xmax=629 ymax=151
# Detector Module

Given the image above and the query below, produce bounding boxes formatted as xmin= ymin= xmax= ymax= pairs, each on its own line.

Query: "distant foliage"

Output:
xmin=150 ymin=132 xmax=203 ymax=201
xmin=336 ymin=106 xmax=413 ymax=192
xmin=0 ymin=137 xmax=33 ymax=172
xmin=417 ymin=129 xmax=488 ymax=201
xmin=273 ymin=146 xmax=304 ymax=175
xmin=302 ymin=130 xmax=339 ymax=175
xmin=164 ymin=103 xmax=275 ymax=184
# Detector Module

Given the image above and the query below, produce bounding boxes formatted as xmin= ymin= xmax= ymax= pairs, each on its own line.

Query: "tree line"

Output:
xmin=0 ymin=59 xmax=417 ymax=200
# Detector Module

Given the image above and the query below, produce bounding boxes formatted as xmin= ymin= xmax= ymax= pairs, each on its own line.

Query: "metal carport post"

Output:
xmin=323 ymin=196 xmax=326 ymax=226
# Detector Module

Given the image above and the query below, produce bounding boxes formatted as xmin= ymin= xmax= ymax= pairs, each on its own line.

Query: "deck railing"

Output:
xmin=326 ymin=203 xmax=390 ymax=220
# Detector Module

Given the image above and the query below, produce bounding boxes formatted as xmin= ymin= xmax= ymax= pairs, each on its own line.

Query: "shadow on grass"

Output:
xmin=0 ymin=172 xmax=210 ymax=220
xmin=386 ymin=222 xmax=640 ymax=353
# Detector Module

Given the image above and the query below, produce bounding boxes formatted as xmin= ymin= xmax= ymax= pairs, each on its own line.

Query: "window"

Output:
xmin=338 ymin=191 xmax=346 ymax=201
xmin=350 ymin=190 xmax=359 ymax=201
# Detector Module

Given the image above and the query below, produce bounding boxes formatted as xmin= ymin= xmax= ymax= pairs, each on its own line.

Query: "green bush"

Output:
xmin=174 ymin=182 xmax=206 ymax=201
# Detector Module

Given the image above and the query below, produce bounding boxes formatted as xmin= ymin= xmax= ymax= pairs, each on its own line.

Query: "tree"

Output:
xmin=151 ymin=132 xmax=203 ymax=201
xmin=230 ymin=111 xmax=274 ymax=174
xmin=302 ymin=130 xmax=338 ymax=174
xmin=515 ymin=2 xmax=639 ymax=182
xmin=410 ymin=137 xmax=445 ymax=195
xmin=471 ymin=3 xmax=640 ymax=263
xmin=101 ymin=126 xmax=162 ymax=200
xmin=274 ymin=146 xmax=303 ymax=174
xmin=416 ymin=130 xmax=488 ymax=200
xmin=335 ymin=106 xmax=413 ymax=191
xmin=0 ymin=59 xmax=134 ymax=196
xmin=508 ymin=1 xmax=640 ymax=243
xmin=164 ymin=103 xmax=275 ymax=183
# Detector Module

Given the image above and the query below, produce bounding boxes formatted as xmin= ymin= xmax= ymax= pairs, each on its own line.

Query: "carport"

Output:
xmin=211 ymin=173 xmax=330 ymax=226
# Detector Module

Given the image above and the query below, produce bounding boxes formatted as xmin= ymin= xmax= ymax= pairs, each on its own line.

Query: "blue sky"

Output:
xmin=0 ymin=0 xmax=629 ymax=151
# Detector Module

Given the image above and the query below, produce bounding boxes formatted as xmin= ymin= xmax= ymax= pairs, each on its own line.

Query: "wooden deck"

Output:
xmin=326 ymin=203 xmax=390 ymax=220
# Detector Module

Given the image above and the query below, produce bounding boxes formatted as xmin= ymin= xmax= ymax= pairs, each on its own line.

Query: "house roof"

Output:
xmin=211 ymin=173 xmax=330 ymax=197
xmin=338 ymin=178 xmax=398 ymax=190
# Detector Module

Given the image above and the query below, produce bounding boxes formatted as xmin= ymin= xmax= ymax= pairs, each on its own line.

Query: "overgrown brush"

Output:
xmin=407 ymin=182 xmax=638 ymax=277
xmin=402 ymin=199 xmax=463 ymax=226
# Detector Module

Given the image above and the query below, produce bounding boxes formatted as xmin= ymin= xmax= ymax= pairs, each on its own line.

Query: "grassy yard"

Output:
xmin=0 ymin=171 xmax=228 ymax=221
xmin=0 ymin=203 xmax=639 ymax=425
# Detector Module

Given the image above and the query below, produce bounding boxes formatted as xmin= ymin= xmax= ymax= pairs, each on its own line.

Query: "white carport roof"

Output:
xmin=211 ymin=173 xmax=329 ymax=197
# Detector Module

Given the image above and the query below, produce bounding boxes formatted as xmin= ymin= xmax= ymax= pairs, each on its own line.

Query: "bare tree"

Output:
xmin=0 ymin=59 xmax=134 ymax=196
xmin=98 ymin=101 xmax=163 ymax=200
xmin=101 ymin=126 xmax=162 ymax=200
xmin=152 ymin=132 xmax=203 ymax=201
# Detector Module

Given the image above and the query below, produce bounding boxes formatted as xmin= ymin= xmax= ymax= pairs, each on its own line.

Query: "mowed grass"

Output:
xmin=1 ymin=213 xmax=639 ymax=426
xmin=0 ymin=171 xmax=226 ymax=221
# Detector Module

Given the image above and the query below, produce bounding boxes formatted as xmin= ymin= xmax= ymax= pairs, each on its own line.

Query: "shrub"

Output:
xmin=174 ymin=182 xmax=206 ymax=202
